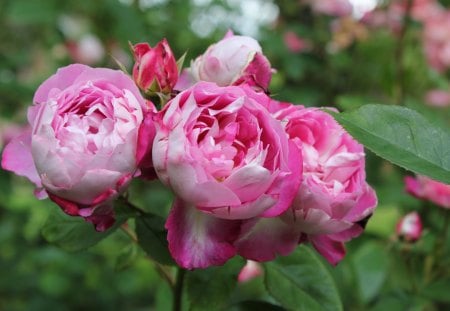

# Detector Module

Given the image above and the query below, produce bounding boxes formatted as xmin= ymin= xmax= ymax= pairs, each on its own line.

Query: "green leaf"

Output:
xmin=176 ymin=52 xmax=187 ymax=74
xmin=264 ymin=245 xmax=343 ymax=311
xmin=328 ymin=104 xmax=450 ymax=184
xmin=135 ymin=214 xmax=175 ymax=266
xmin=365 ymin=205 xmax=401 ymax=238
xmin=41 ymin=203 xmax=128 ymax=252
xmin=229 ymin=300 xmax=285 ymax=311
xmin=186 ymin=257 xmax=245 ymax=311
xmin=351 ymin=242 xmax=389 ymax=303
xmin=422 ymin=279 xmax=450 ymax=303
xmin=115 ymin=244 xmax=139 ymax=272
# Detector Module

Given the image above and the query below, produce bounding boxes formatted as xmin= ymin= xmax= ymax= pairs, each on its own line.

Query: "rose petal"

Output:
xmin=166 ymin=198 xmax=240 ymax=269
xmin=235 ymin=217 xmax=300 ymax=262
xmin=1 ymin=128 xmax=42 ymax=188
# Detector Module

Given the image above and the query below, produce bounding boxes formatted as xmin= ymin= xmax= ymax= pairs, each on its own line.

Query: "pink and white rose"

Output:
xmin=187 ymin=31 xmax=273 ymax=91
xmin=1 ymin=64 xmax=154 ymax=231
xmin=236 ymin=104 xmax=377 ymax=265
xmin=405 ymin=175 xmax=450 ymax=209
xmin=154 ymin=82 xmax=302 ymax=268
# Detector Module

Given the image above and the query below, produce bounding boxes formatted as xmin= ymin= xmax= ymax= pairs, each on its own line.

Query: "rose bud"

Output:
xmin=189 ymin=30 xmax=273 ymax=91
xmin=2 ymin=64 xmax=155 ymax=231
xmin=396 ymin=212 xmax=423 ymax=242
xmin=405 ymin=175 xmax=450 ymax=209
xmin=132 ymin=39 xmax=178 ymax=96
xmin=237 ymin=260 xmax=263 ymax=283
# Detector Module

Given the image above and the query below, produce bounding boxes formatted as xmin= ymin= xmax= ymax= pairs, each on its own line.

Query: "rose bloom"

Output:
xmin=235 ymin=104 xmax=377 ymax=265
xmin=1 ymin=64 xmax=155 ymax=231
xmin=405 ymin=175 xmax=450 ymax=209
xmin=187 ymin=31 xmax=272 ymax=91
xmin=396 ymin=211 xmax=423 ymax=242
xmin=153 ymin=82 xmax=302 ymax=269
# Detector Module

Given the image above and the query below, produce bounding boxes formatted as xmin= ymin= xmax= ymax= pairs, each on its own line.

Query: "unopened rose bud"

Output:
xmin=132 ymin=39 xmax=178 ymax=96
xmin=396 ymin=212 xmax=423 ymax=242
xmin=189 ymin=31 xmax=273 ymax=91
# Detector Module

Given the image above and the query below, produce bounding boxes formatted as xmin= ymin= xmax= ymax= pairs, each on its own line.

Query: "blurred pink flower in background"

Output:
xmin=405 ymin=175 xmax=450 ymax=209
xmin=425 ymin=89 xmax=450 ymax=107
xmin=423 ymin=9 xmax=450 ymax=73
xmin=237 ymin=260 xmax=263 ymax=283
xmin=283 ymin=31 xmax=311 ymax=53
xmin=396 ymin=211 xmax=423 ymax=242
xmin=305 ymin=0 xmax=353 ymax=17
xmin=389 ymin=0 xmax=443 ymax=23
xmin=66 ymin=34 xmax=105 ymax=65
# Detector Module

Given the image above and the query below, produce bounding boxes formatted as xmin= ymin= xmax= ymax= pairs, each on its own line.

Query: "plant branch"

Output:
xmin=394 ymin=0 xmax=413 ymax=105
xmin=173 ymin=267 xmax=186 ymax=311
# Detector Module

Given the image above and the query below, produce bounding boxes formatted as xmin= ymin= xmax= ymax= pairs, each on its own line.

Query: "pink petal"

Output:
xmin=343 ymin=184 xmax=377 ymax=222
xmin=238 ymin=52 xmax=272 ymax=90
xmin=136 ymin=110 xmax=157 ymax=179
xmin=167 ymin=162 xmax=241 ymax=207
xmin=1 ymin=128 xmax=41 ymax=188
xmin=48 ymin=193 xmax=115 ymax=232
xmin=223 ymin=164 xmax=274 ymax=203
xmin=235 ymin=217 xmax=300 ymax=262
xmin=165 ymin=199 xmax=240 ymax=269
xmin=309 ymin=235 xmax=346 ymax=266
xmin=261 ymin=140 xmax=303 ymax=218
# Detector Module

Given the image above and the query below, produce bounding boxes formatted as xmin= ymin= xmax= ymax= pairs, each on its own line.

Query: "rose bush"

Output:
xmin=235 ymin=104 xmax=377 ymax=265
xmin=1 ymin=64 xmax=155 ymax=231
xmin=153 ymin=82 xmax=302 ymax=268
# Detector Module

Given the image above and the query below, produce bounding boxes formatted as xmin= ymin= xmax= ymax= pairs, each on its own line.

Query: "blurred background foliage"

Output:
xmin=0 ymin=0 xmax=449 ymax=310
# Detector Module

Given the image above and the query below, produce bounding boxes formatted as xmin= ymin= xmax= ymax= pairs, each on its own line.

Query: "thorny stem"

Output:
xmin=394 ymin=0 xmax=413 ymax=105
xmin=173 ymin=267 xmax=186 ymax=311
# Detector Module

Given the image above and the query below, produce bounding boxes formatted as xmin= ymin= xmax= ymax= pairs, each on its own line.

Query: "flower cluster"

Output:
xmin=1 ymin=31 xmax=377 ymax=269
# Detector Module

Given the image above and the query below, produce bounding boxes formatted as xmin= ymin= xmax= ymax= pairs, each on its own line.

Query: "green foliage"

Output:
xmin=329 ymin=105 xmax=450 ymax=184
xmin=186 ymin=257 xmax=245 ymax=310
xmin=264 ymin=245 xmax=343 ymax=311
xmin=41 ymin=204 xmax=128 ymax=252
xmin=135 ymin=214 xmax=175 ymax=266
xmin=351 ymin=242 xmax=389 ymax=303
